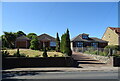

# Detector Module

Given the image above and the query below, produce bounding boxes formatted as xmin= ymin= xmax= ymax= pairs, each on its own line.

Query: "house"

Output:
xmin=15 ymin=36 xmax=30 ymax=48
xmin=15 ymin=33 xmax=56 ymax=49
xmin=102 ymin=27 xmax=120 ymax=45
xmin=71 ymin=33 xmax=108 ymax=51
xmin=37 ymin=33 xmax=56 ymax=49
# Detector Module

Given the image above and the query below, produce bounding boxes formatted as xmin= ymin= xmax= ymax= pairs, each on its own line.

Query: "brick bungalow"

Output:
xmin=15 ymin=36 xmax=30 ymax=48
xmin=37 ymin=33 xmax=56 ymax=49
xmin=71 ymin=33 xmax=108 ymax=51
xmin=15 ymin=34 xmax=56 ymax=49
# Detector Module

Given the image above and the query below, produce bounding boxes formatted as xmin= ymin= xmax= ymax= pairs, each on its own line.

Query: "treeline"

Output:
xmin=1 ymin=29 xmax=72 ymax=56
xmin=1 ymin=31 xmax=37 ymax=48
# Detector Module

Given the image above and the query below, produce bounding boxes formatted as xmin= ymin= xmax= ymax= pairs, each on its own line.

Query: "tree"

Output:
xmin=56 ymin=32 xmax=60 ymax=52
xmin=27 ymin=33 xmax=37 ymax=39
xmin=60 ymin=29 xmax=72 ymax=56
xmin=3 ymin=32 xmax=16 ymax=48
xmin=1 ymin=35 xmax=9 ymax=48
xmin=30 ymin=37 xmax=39 ymax=50
xmin=65 ymin=29 xmax=72 ymax=56
xmin=60 ymin=33 xmax=67 ymax=53
xmin=16 ymin=31 xmax=26 ymax=37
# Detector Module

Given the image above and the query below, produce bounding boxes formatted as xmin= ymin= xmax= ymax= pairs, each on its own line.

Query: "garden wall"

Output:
xmin=113 ymin=57 xmax=120 ymax=67
xmin=2 ymin=57 xmax=76 ymax=69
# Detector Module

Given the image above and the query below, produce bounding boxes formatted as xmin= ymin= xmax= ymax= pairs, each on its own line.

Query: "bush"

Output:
xmin=19 ymin=53 xmax=26 ymax=57
xmin=105 ymin=45 xmax=119 ymax=50
xmin=13 ymin=48 xmax=26 ymax=57
xmin=91 ymin=50 xmax=98 ymax=55
xmin=13 ymin=48 xmax=20 ymax=57
xmin=84 ymin=51 xmax=90 ymax=54
xmin=35 ymin=55 xmax=40 ymax=57
xmin=2 ymin=47 xmax=8 ymax=50
xmin=54 ymin=54 xmax=58 ymax=57
xmin=30 ymin=38 xmax=39 ymax=50
xmin=65 ymin=48 xmax=72 ymax=56
xmin=112 ymin=54 xmax=120 ymax=57
xmin=2 ymin=50 xmax=9 ymax=57
xmin=99 ymin=51 xmax=104 ymax=56
xmin=43 ymin=47 xmax=48 ymax=57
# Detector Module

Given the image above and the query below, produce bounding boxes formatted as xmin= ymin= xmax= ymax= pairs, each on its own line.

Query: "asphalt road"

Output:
xmin=3 ymin=71 xmax=118 ymax=79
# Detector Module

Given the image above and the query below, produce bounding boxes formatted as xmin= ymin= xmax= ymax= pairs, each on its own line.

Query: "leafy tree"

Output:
xmin=43 ymin=47 xmax=48 ymax=57
xmin=56 ymin=32 xmax=60 ymax=52
xmin=30 ymin=37 xmax=39 ymax=50
xmin=27 ymin=33 xmax=37 ymax=39
xmin=3 ymin=32 xmax=16 ymax=48
xmin=16 ymin=31 xmax=26 ymax=37
xmin=1 ymin=35 xmax=9 ymax=48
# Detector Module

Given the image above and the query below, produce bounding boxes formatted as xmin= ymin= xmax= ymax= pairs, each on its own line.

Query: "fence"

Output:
xmin=72 ymin=47 xmax=118 ymax=57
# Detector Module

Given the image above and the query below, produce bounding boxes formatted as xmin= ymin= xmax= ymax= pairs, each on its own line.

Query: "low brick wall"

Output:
xmin=113 ymin=57 xmax=120 ymax=67
xmin=2 ymin=57 xmax=76 ymax=69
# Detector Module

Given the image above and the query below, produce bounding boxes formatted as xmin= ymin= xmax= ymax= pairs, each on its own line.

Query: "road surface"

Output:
xmin=3 ymin=71 xmax=118 ymax=79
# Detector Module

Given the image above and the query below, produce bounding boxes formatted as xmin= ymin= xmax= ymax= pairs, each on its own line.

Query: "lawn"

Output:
xmin=3 ymin=49 xmax=66 ymax=57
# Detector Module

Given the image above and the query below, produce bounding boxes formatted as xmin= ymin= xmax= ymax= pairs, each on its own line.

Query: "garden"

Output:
xmin=76 ymin=45 xmax=120 ymax=57
xmin=2 ymin=48 xmax=66 ymax=58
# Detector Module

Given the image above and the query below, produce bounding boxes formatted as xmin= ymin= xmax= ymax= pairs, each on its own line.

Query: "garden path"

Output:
xmin=72 ymin=52 xmax=108 ymax=68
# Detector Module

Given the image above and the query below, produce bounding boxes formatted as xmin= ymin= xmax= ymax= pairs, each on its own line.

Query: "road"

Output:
xmin=3 ymin=71 xmax=118 ymax=79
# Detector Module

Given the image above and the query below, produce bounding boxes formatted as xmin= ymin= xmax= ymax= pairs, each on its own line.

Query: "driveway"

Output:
xmin=72 ymin=52 xmax=108 ymax=68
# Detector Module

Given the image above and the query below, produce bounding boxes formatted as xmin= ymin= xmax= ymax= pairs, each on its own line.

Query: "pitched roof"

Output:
xmin=109 ymin=27 xmax=120 ymax=34
xmin=71 ymin=34 xmax=108 ymax=43
xmin=37 ymin=33 xmax=56 ymax=42
xmin=16 ymin=36 xmax=30 ymax=41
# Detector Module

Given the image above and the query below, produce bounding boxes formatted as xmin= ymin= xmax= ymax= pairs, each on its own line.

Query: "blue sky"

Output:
xmin=2 ymin=2 xmax=118 ymax=39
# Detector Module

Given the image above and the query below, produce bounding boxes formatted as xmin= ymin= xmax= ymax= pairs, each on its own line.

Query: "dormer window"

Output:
xmin=82 ymin=35 xmax=88 ymax=39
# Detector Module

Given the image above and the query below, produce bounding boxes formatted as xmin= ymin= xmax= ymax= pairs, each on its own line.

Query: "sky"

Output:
xmin=2 ymin=2 xmax=118 ymax=39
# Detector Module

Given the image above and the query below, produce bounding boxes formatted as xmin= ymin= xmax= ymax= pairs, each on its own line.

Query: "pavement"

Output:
xmin=2 ymin=52 xmax=119 ymax=72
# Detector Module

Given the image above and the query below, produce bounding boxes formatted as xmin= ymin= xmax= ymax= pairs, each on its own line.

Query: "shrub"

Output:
xmin=105 ymin=45 xmax=119 ymax=50
xmin=54 ymin=54 xmax=58 ymax=57
xmin=30 ymin=38 xmax=39 ymax=50
xmin=65 ymin=48 xmax=72 ymax=56
xmin=112 ymin=54 xmax=120 ymax=57
xmin=13 ymin=48 xmax=20 ymax=57
xmin=35 ymin=55 xmax=40 ymax=57
xmin=84 ymin=51 xmax=90 ymax=54
xmin=2 ymin=50 xmax=9 ymax=57
xmin=19 ymin=53 xmax=26 ymax=57
xmin=2 ymin=47 xmax=8 ymax=50
xmin=13 ymin=48 xmax=26 ymax=57
xmin=42 ymin=47 xmax=48 ymax=57
xmin=91 ymin=50 xmax=98 ymax=55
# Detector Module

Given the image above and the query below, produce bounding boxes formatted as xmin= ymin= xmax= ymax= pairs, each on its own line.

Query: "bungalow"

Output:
xmin=15 ymin=33 xmax=56 ymax=49
xmin=71 ymin=33 xmax=108 ymax=51
xmin=15 ymin=36 xmax=30 ymax=48
xmin=37 ymin=33 xmax=56 ymax=49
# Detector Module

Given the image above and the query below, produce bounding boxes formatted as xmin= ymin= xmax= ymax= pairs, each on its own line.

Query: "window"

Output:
xmin=50 ymin=42 xmax=56 ymax=46
xmin=76 ymin=42 xmax=83 ymax=47
xmin=91 ymin=43 xmax=98 ymax=48
xmin=82 ymin=35 xmax=88 ymax=39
